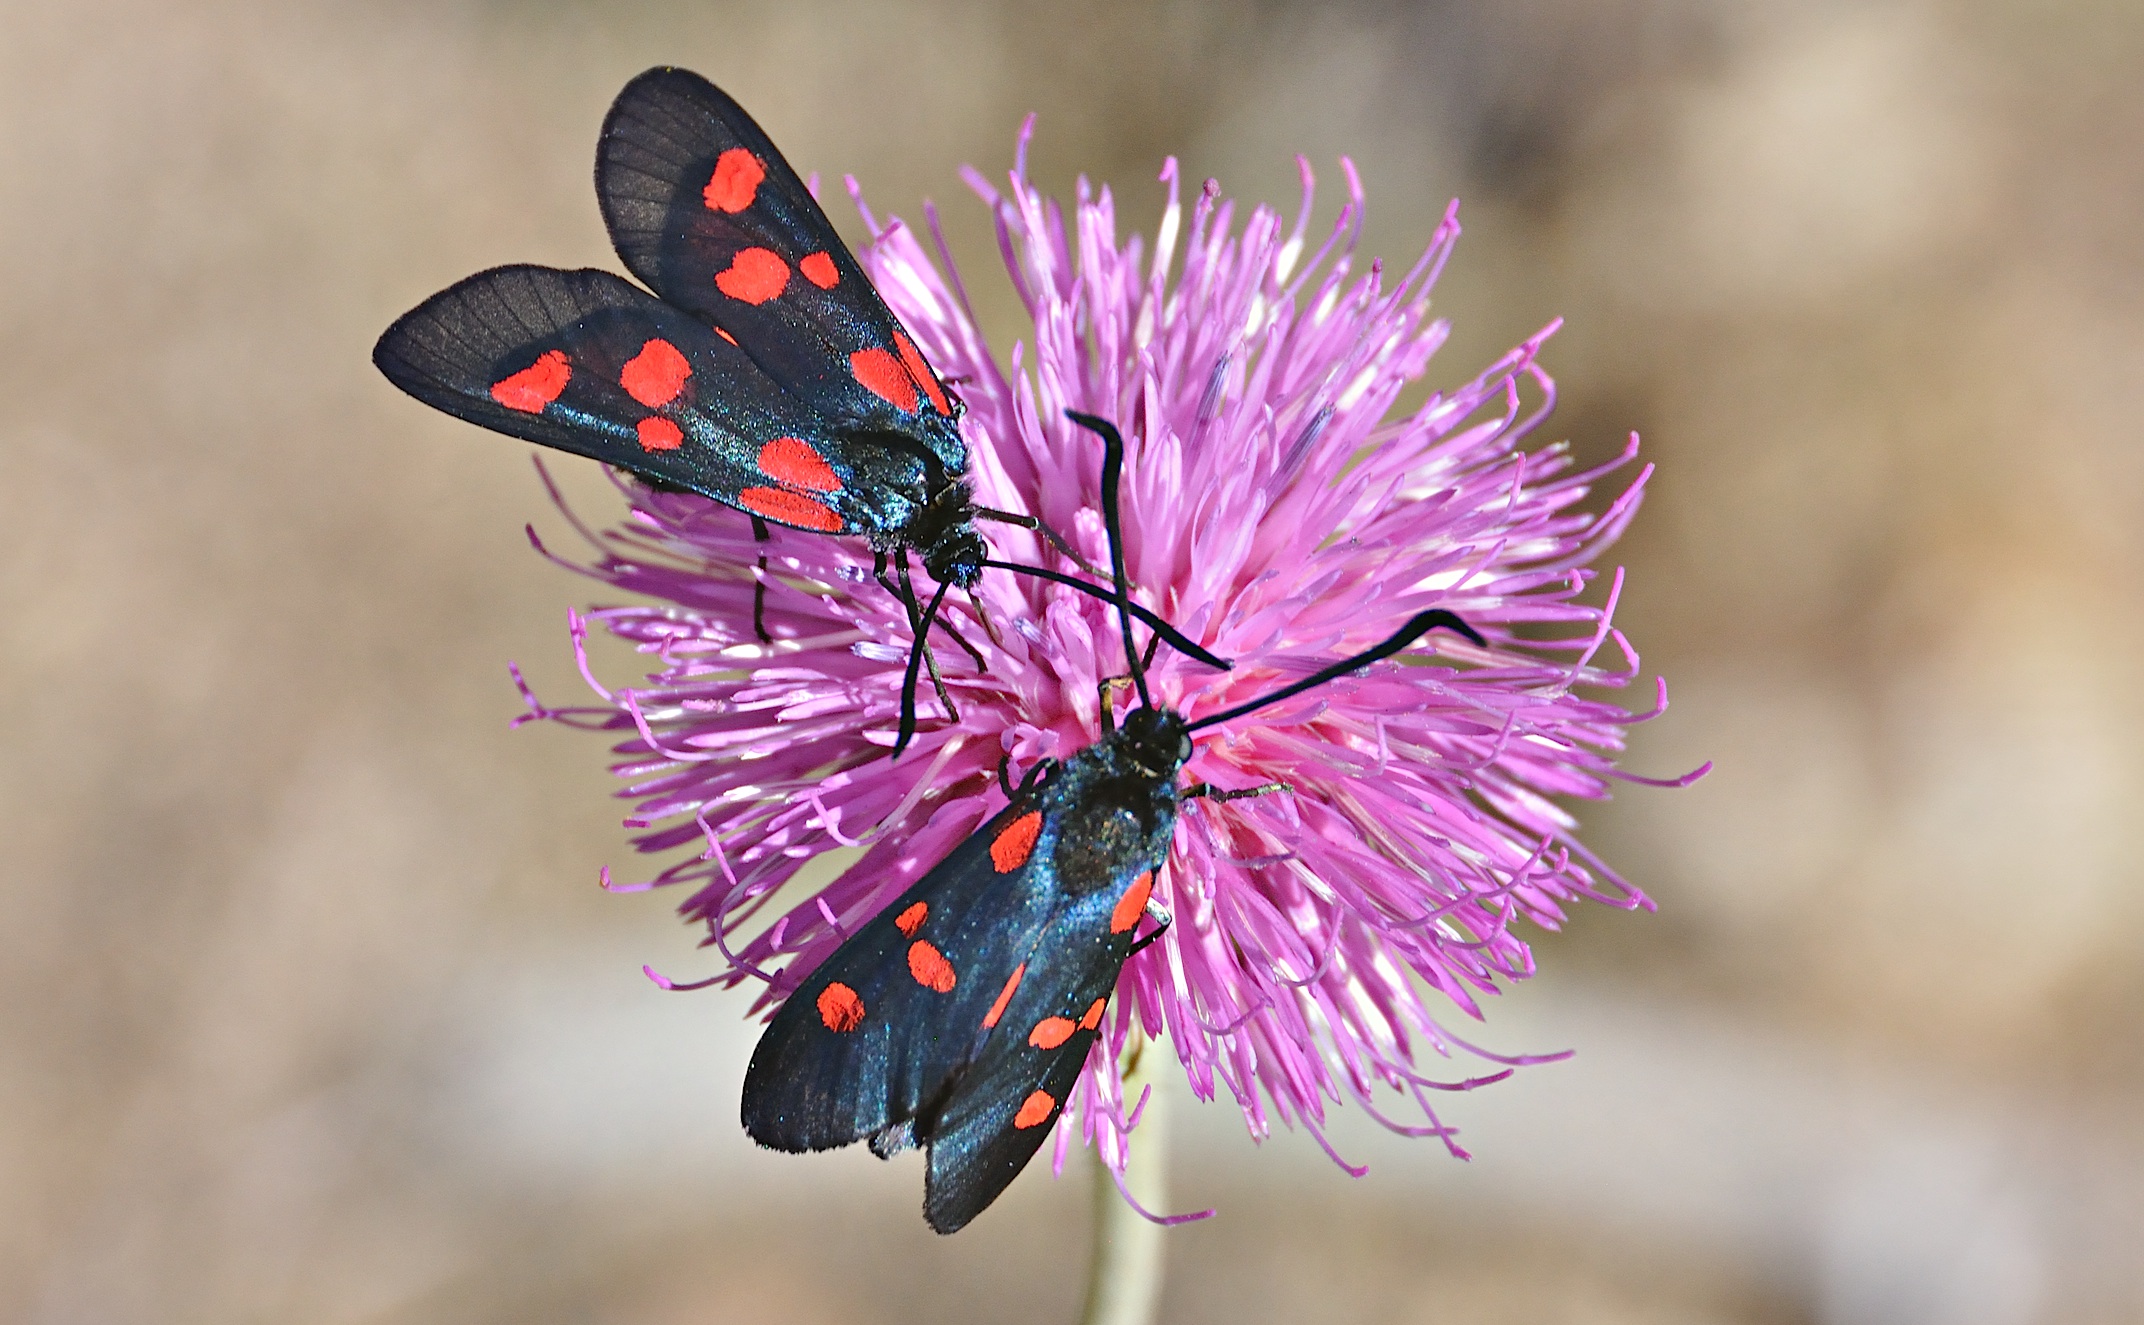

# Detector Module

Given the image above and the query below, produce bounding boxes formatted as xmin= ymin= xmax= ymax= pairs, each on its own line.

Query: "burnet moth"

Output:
xmin=371 ymin=67 xmax=1224 ymax=754
xmin=740 ymin=412 xmax=1485 ymax=1233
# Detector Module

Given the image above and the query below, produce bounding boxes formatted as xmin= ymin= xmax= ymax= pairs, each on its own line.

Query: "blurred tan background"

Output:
xmin=5 ymin=1 xmax=2141 ymax=1321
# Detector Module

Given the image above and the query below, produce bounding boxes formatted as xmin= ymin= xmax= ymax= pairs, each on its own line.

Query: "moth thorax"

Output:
xmin=1050 ymin=798 xmax=1166 ymax=896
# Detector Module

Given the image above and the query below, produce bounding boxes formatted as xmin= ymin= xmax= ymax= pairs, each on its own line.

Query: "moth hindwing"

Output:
xmin=741 ymin=746 xmax=1176 ymax=1234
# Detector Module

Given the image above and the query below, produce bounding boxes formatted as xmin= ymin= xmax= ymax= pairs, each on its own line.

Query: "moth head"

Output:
xmin=922 ymin=524 xmax=987 ymax=589
xmin=1118 ymin=705 xmax=1192 ymax=776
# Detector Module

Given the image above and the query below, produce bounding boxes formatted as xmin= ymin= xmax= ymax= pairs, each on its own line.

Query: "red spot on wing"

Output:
xmin=1013 ymin=1090 xmax=1056 ymax=1130
xmin=715 ymin=326 xmax=739 ymax=346
xmin=715 ymin=248 xmax=790 ymax=305
xmin=817 ymin=982 xmax=865 ymax=1032
xmin=490 ymin=349 xmax=570 ymax=413
xmin=990 ymin=812 xmax=1043 ymax=874
xmin=704 ymin=147 xmax=765 ymax=213
xmin=636 ymin=417 xmax=683 ymax=452
xmin=757 ymin=437 xmax=841 ymax=493
xmin=894 ymin=331 xmax=951 ymax=415
xmin=1109 ymin=871 xmax=1154 ymax=934
xmin=737 ymin=487 xmax=842 ymax=532
xmin=894 ymin=901 xmax=928 ymax=936
xmin=1078 ymin=997 xmax=1107 ymax=1031
xmin=982 ymin=963 xmax=1026 ymax=1030
xmin=620 ymin=338 xmax=691 ymax=407
xmin=1027 ymin=1016 xmax=1075 ymax=1050
xmin=799 ymin=251 xmax=839 ymax=289
xmin=907 ymin=940 xmax=956 ymax=992
xmin=848 ymin=346 xmax=918 ymax=412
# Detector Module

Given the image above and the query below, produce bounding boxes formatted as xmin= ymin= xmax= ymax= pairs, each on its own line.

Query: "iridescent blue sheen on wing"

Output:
xmin=741 ymin=712 xmax=1190 ymax=1233
xmin=371 ymin=264 xmax=935 ymax=538
xmin=596 ymin=67 xmax=966 ymax=477
xmin=375 ymin=68 xmax=972 ymax=563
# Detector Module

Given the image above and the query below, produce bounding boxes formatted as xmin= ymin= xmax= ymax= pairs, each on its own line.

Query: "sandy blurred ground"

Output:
xmin=3 ymin=0 xmax=2141 ymax=1321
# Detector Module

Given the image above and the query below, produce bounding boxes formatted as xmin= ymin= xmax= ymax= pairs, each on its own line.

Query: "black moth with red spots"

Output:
xmin=741 ymin=413 xmax=1485 ymax=1233
xmin=376 ymin=69 xmax=968 ymax=579
xmin=372 ymin=68 xmax=1223 ymax=755
xmin=743 ymin=710 xmax=1172 ymax=1234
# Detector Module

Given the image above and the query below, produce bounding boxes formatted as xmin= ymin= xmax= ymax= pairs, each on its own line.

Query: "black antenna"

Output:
xmin=1186 ymin=609 xmax=1484 ymax=733
xmin=885 ymin=423 xmax=1236 ymax=759
xmin=1065 ymin=411 xmax=1152 ymax=711
xmin=888 ymin=557 xmax=1225 ymax=759
xmin=978 ymin=560 xmax=1225 ymax=670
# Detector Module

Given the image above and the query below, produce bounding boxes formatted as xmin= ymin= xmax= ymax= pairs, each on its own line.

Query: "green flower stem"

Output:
xmin=1078 ymin=1041 xmax=1166 ymax=1325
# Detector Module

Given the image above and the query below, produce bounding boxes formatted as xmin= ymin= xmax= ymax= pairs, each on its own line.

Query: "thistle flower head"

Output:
xmin=526 ymin=122 xmax=1680 ymax=1188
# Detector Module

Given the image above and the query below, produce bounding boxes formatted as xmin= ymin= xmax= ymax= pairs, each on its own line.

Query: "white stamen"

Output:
xmin=1154 ymin=197 xmax=1182 ymax=286
xmin=1337 ymin=363 xmax=1379 ymax=410
xmin=1272 ymin=234 xmax=1303 ymax=288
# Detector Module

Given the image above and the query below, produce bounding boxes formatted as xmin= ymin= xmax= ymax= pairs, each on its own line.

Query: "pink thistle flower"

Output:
xmin=521 ymin=123 xmax=1693 ymax=1192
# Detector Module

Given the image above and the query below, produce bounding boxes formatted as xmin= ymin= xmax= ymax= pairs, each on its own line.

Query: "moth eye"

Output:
xmin=1178 ymin=736 xmax=1192 ymax=760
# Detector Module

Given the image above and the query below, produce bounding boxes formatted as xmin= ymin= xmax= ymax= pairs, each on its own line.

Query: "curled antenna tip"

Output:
xmin=1418 ymin=609 xmax=1486 ymax=648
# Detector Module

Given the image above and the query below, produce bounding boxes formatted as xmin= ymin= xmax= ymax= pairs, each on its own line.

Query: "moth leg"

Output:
xmin=966 ymin=588 xmax=1002 ymax=647
xmin=996 ymin=751 xmax=1058 ymax=799
xmin=934 ymin=611 xmax=989 ymax=673
xmin=971 ymin=504 xmax=1036 ymax=528
xmin=1097 ymin=676 xmax=1137 ymax=734
xmin=973 ymin=506 xmax=1100 ymax=577
xmin=878 ymin=546 xmax=933 ymax=747
xmin=1184 ymin=781 xmax=1292 ymax=803
xmin=1127 ymin=897 xmax=1174 ymax=957
xmin=1016 ymin=756 xmax=1057 ymax=796
xmin=921 ymin=638 xmax=957 ymax=724
xmin=750 ymin=516 xmax=772 ymax=644
xmin=873 ymin=549 xmax=905 ymax=614
xmin=895 ymin=552 xmax=959 ymax=724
